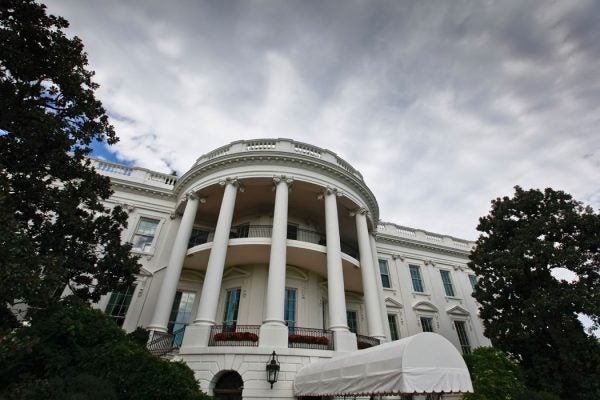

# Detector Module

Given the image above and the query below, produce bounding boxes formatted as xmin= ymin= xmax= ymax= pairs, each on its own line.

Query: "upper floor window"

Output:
xmin=168 ymin=290 xmax=196 ymax=334
xmin=409 ymin=265 xmax=424 ymax=293
xmin=440 ymin=270 xmax=455 ymax=297
xmin=284 ymin=288 xmax=297 ymax=330
xmin=388 ymin=314 xmax=400 ymax=341
xmin=454 ymin=320 xmax=471 ymax=354
xmin=379 ymin=259 xmax=391 ymax=288
xmin=469 ymin=274 xmax=477 ymax=290
xmin=223 ymin=287 xmax=241 ymax=331
xmin=347 ymin=311 xmax=358 ymax=333
xmin=105 ymin=285 xmax=136 ymax=327
xmin=131 ymin=217 xmax=159 ymax=252
xmin=420 ymin=316 xmax=434 ymax=332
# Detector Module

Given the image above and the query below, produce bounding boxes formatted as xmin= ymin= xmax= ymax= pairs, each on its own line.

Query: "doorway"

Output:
xmin=213 ymin=370 xmax=243 ymax=400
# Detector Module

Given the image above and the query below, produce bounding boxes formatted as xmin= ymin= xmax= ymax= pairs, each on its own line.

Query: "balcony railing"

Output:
xmin=356 ymin=333 xmax=380 ymax=349
xmin=288 ymin=327 xmax=334 ymax=350
xmin=208 ymin=325 xmax=260 ymax=347
xmin=147 ymin=326 xmax=186 ymax=356
xmin=188 ymin=224 xmax=359 ymax=259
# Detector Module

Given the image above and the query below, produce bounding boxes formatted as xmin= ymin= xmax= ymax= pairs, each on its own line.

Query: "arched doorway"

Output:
xmin=213 ymin=370 xmax=243 ymax=400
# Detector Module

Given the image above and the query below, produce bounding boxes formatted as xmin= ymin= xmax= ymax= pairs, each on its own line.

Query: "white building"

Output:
xmin=94 ymin=139 xmax=489 ymax=399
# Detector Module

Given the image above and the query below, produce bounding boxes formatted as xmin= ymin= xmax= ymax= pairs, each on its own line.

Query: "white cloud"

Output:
xmin=47 ymin=0 xmax=600 ymax=241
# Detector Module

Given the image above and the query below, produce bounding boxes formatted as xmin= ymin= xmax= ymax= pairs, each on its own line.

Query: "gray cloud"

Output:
xmin=47 ymin=0 xmax=600 ymax=239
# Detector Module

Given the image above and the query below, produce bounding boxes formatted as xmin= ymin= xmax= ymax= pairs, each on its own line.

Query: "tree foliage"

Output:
xmin=469 ymin=186 xmax=600 ymax=399
xmin=0 ymin=301 xmax=211 ymax=400
xmin=463 ymin=347 xmax=525 ymax=400
xmin=0 ymin=0 xmax=139 ymax=327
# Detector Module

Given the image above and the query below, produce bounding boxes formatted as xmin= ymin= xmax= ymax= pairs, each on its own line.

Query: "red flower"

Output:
xmin=214 ymin=332 xmax=258 ymax=342
xmin=288 ymin=334 xmax=329 ymax=345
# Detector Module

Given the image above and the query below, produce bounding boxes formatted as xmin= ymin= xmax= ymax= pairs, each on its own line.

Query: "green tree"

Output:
xmin=0 ymin=301 xmax=211 ymax=400
xmin=469 ymin=187 xmax=600 ymax=399
xmin=463 ymin=347 xmax=525 ymax=400
xmin=0 ymin=0 xmax=139 ymax=328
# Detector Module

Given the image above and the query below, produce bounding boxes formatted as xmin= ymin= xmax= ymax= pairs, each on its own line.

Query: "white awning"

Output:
xmin=294 ymin=332 xmax=473 ymax=397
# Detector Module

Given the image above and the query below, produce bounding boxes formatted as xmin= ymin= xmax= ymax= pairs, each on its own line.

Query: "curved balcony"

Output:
xmin=188 ymin=224 xmax=359 ymax=259
xmin=184 ymin=224 xmax=363 ymax=292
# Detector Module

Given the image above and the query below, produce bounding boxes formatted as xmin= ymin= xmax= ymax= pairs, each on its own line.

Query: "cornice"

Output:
xmin=174 ymin=150 xmax=380 ymax=223
xmin=110 ymin=178 xmax=176 ymax=199
xmin=376 ymin=232 xmax=472 ymax=257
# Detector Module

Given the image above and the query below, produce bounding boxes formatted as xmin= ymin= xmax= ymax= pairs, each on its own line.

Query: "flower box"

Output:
xmin=288 ymin=334 xmax=329 ymax=346
xmin=213 ymin=331 xmax=259 ymax=342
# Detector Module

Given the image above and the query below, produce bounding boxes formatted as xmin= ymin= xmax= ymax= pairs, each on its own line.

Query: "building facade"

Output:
xmin=93 ymin=139 xmax=489 ymax=399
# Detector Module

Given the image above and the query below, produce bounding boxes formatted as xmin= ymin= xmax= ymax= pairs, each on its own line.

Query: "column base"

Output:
xmin=179 ymin=324 xmax=212 ymax=353
xmin=333 ymin=330 xmax=358 ymax=352
xmin=258 ymin=323 xmax=289 ymax=348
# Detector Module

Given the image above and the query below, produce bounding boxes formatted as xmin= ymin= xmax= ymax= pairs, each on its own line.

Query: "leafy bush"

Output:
xmin=0 ymin=301 xmax=211 ymax=400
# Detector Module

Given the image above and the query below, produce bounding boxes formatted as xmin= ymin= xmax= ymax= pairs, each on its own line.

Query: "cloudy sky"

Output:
xmin=47 ymin=0 xmax=600 ymax=241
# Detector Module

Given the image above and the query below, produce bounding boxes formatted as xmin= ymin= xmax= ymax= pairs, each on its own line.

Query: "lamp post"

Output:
xmin=266 ymin=351 xmax=280 ymax=389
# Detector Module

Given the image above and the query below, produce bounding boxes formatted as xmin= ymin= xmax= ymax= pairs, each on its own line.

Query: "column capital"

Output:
xmin=392 ymin=253 xmax=404 ymax=261
xmin=273 ymin=175 xmax=294 ymax=188
xmin=219 ymin=177 xmax=244 ymax=192
xmin=350 ymin=207 xmax=369 ymax=217
xmin=319 ymin=186 xmax=343 ymax=198
xmin=185 ymin=191 xmax=207 ymax=203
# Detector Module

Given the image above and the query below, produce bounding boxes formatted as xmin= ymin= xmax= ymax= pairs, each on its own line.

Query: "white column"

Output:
xmin=194 ymin=178 xmax=239 ymax=325
xmin=148 ymin=193 xmax=201 ymax=332
xmin=323 ymin=187 xmax=357 ymax=352
xmin=370 ymin=233 xmax=391 ymax=340
xmin=259 ymin=176 xmax=293 ymax=348
xmin=181 ymin=178 xmax=240 ymax=350
xmin=355 ymin=209 xmax=386 ymax=340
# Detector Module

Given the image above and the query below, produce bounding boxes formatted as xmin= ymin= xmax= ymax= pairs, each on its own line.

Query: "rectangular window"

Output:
xmin=222 ymin=288 xmax=241 ymax=331
xmin=388 ymin=314 xmax=400 ymax=341
xmin=168 ymin=291 xmax=196 ymax=333
xmin=469 ymin=274 xmax=477 ymax=290
xmin=454 ymin=320 xmax=471 ymax=354
xmin=409 ymin=265 xmax=424 ymax=293
xmin=105 ymin=285 xmax=136 ymax=327
xmin=440 ymin=270 xmax=455 ymax=297
xmin=284 ymin=288 xmax=297 ymax=330
xmin=379 ymin=259 xmax=391 ymax=288
xmin=347 ymin=311 xmax=358 ymax=333
xmin=131 ymin=217 xmax=159 ymax=252
xmin=420 ymin=316 xmax=434 ymax=332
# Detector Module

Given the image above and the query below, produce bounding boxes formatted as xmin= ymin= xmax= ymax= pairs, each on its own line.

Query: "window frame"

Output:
xmin=440 ymin=269 xmax=456 ymax=297
xmin=222 ymin=287 xmax=242 ymax=331
xmin=454 ymin=320 xmax=472 ymax=354
xmin=105 ymin=285 xmax=136 ymax=327
xmin=409 ymin=264 xmax=425 ymax=293
xmin=387 ymin=314 xmax=400 ymax=341
xmin=284 ymin=287 xmax=297 ymax=330
xmin=130 ymin=216 xmax=161 ymax=253
xmin=469 ymin=274 xmax=477 ymax=290
xmin=419 ymin=316 xmax=435 ymax=332
xmin=346 ymin=310 xmax=359 ymax=333
xmin=379 ymin=259 xmax=391 ymax=289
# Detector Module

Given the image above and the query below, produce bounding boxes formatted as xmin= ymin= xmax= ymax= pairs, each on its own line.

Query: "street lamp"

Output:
xmin=266 ymin=351 xmax=280 ymax=389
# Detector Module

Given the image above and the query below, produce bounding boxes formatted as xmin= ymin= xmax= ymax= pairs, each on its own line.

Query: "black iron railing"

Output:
xmin=188 ymin=224 xmax=359 ymax=259
xmin=147 ymin=326 xmax=187 ymax=356
xmin=208 ymin=325 xmax=260 ymax=347
xmin=288 ymin=327 xmax=334 ymax=350
xmin=356 ymin=333 xmax=380 ymax=349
